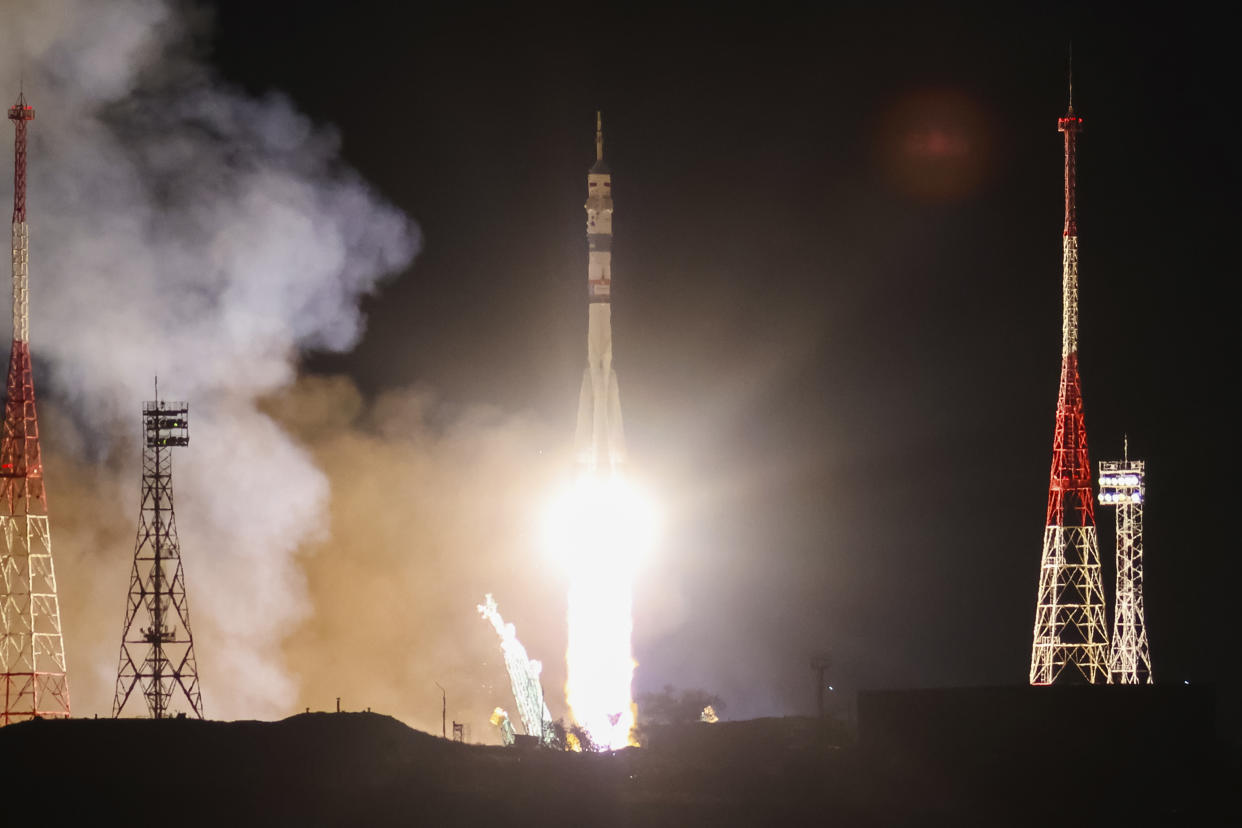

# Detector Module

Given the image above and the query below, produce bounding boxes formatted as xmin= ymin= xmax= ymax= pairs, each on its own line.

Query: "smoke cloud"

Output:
xmin=2 ymin=1 xmax=418 ymax=718
xmin=269 ymin=376 xmax=573 ymax=735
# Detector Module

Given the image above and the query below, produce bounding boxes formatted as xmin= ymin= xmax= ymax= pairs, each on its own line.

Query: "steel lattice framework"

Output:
xmin=1100 ymin=447 xmax=1153 ymax=684
xmin=478 ymin=593 xmax=555 ymax=745
xmin=113 ymin=394 xmax=203 ymax=718
xmin=0 ymin=91 xmax=71 ymax=723
xmin=1029 ymin=81 xmax=1110 ymax=685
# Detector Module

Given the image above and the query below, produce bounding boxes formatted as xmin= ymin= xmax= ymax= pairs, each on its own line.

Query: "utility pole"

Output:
xmin=810 ymin=654 xmax=832 ymax=717
xmin=435 ymin=682 xmax=446 ymax=738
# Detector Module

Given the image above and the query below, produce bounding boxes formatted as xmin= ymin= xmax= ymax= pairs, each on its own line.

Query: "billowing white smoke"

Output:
xmin=1 ymin=1 xmax=418 ymax=717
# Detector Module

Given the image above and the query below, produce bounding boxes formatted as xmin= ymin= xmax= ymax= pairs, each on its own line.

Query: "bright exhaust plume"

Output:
xmin=547 ymin=473 xmax=655 ymax=749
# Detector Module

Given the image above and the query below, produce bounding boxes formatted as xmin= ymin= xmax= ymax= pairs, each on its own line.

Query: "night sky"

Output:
xmin=203 ymin=4 xmax=1235 ymax=726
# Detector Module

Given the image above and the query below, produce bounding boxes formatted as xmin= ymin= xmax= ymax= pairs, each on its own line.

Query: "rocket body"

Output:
xmin=574 ymin=116 xmax=625 ymax=472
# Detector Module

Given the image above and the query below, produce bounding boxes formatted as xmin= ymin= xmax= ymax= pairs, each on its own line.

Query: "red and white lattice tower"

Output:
xmin=1029 ymin=77 xmax=1110 ymax=685
xmin=0 ymin=91 xmax=71 ymax=723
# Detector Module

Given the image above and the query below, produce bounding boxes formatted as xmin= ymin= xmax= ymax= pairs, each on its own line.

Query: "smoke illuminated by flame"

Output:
xmin=546 ymin=473 xmax=655 ymax=750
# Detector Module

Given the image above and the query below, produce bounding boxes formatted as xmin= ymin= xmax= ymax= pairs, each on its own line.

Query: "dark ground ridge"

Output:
xmin=1 ymin=685 xmax=1235 ymax=827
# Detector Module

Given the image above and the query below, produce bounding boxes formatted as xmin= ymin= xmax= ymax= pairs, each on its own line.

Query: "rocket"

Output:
xmin=574 ymin=112 xmax=626 ymax=472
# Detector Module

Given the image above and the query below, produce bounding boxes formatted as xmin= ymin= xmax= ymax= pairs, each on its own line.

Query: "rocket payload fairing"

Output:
xmin=575 ymin=112 xmax=626 ymax=472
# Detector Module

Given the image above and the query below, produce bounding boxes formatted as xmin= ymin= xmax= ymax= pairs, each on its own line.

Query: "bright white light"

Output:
xmin=546 ymin=473 xmax=657 ymax=750
xmin=545 ymin=474 xmax=657 ymax=577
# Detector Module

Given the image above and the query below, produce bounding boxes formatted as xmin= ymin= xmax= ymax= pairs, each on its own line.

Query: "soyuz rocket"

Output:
xmin=574 ymin=113 xmax=626 ymax=472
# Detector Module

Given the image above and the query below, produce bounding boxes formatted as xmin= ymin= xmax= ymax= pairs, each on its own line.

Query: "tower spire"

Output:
xmin=1029 ymin=77 xmax=1108 ymax=686
xmin=595 ymin=110 xmax=604 ymax=163
xmin=1 ymin=89 xmax=71 ymax=723
xmin=1067 ymin=42 xmax=1075 ymax=115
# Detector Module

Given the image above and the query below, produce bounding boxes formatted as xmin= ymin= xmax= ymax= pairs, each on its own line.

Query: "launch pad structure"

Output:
xmin=478 ymin=594 xmax=555 ymax=744
xmin=0 ymin=91 xmax=71 ymax=723
xmin=113 ymin=391 xmax=204 ymax=718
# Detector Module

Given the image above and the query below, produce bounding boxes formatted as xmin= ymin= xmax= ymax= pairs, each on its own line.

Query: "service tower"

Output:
xmin=1029 ymin=77 xmax=1110 ymax=685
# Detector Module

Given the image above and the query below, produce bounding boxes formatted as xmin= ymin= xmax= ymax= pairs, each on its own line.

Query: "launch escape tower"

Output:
xmin=113 ymin=391 xmax=203 ymax=718
xmin=1029 ymin=78 xmax=1110 ymax=685
xmin=0 ymin=91 xmax=71 ymax=723
xmin=1100 ymin=441 xmax=1153 ymax=684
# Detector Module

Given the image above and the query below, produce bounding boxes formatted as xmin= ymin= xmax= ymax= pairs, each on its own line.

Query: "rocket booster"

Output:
xmin=574 ymin=112 xmax=625 ymax=471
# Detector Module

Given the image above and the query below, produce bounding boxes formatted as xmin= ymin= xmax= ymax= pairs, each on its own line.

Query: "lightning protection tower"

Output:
xmin=113 ymin=390 xmax=203 ymax=718
xmin=1099 ymin=441 xmax=1153 ymax=684
xmin=0 ymin=91 xmax=71 ymax=723
xmin=1029 ymin=73 xmax=1110 ymax=685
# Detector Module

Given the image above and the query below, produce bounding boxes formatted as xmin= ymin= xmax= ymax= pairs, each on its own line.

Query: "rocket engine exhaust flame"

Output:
xmin=548 ymin=473 xmax=655 ymax=750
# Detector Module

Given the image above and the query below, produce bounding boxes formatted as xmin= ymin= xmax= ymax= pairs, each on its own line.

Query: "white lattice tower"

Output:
xmin=1100 ymin=448 xmax=1153 ymax=684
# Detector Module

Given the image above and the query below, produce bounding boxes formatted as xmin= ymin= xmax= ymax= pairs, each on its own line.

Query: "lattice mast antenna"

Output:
xmin=1099 ymin=438 xmax=1153 ymax=684
xmin=1029 ymin=62 xmax=1110 ymax=684
xmin=113 ymin=385 xmax=203 ymax=718
xmin=0 ymin=90 xmax=71 ymax=723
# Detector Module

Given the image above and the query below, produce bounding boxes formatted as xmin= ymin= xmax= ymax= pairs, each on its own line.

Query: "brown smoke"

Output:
xmin=269 ymin=375 xmax=573 ymax=738
xmin=41 ymin=374 xmax=589 ymax=740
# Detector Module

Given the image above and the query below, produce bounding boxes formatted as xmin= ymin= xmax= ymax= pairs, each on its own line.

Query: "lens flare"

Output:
xmin=546 ymin=473 xmax=655 ymax=749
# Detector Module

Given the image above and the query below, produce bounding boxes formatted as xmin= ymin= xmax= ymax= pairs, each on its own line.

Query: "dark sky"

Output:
xmin=204 ymin=3 xmax=1235 ymax=725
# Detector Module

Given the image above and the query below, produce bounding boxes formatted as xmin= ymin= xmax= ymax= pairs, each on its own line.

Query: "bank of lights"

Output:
xmin=1099 ymin=490 xmax=1143 ymax=504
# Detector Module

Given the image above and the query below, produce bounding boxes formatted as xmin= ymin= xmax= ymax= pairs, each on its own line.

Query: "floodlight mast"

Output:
xmin=0 ymin=90 xmax=71 ymax=723
xmin=113 ymin=390 xmax=203 ymax=718
xmin=1099 ymin=444 xmax=1153 ymax=684
xmin=1029 ymin=70 xmax=1110 ymax=685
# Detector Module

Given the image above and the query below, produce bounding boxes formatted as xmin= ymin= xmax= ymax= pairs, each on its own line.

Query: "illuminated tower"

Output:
xmin=0 ymin=91 xmax=71 ymax=723
xmin=478 ymin=594 xmax=555 ymax=744
xmin=1029 ymin=77 xmax=1110 ymax=685
xmin=113 ymin=392 xmax=203 ymax=718
xmin=1099 ymin=442 xmax=1153 ymax=684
